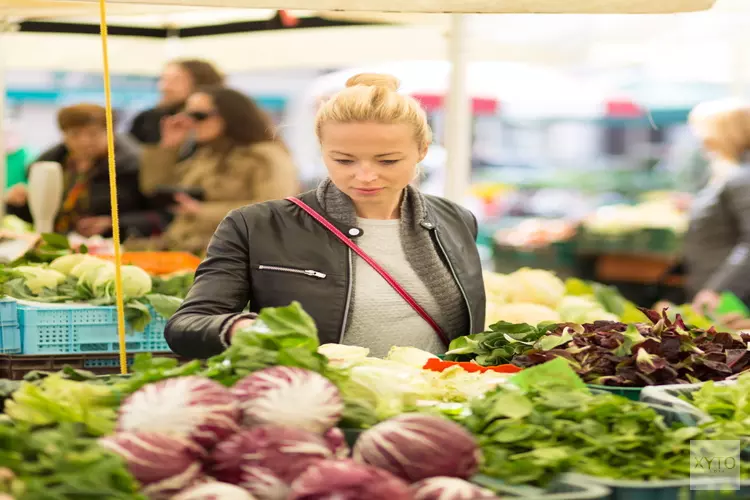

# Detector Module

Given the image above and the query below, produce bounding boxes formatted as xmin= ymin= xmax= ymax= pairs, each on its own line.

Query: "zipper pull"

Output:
xmin=304 ymin=270 xmax=327 ymax=279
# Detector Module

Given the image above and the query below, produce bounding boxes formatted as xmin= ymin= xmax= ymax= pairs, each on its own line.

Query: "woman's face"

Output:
xmin=320 ymin=121 xmax=426 ymax=218
xmin=184 ymin=93 xmax=224 ymax=144
xmin=158 ymin=64 xmax=194 ymax=106
xmin=63 ymin=124 xmax=108 ymax=161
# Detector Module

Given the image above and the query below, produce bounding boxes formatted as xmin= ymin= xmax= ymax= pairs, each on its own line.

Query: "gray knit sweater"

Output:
xmin=314 ymin=179 xmax=468 ymax=343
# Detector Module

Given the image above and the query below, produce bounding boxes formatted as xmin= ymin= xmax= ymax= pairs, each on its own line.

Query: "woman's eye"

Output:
xmin=380 ymin=159 xmax=399 ymax=165
xmin=334 ymin=159 xmax=354 ymax=165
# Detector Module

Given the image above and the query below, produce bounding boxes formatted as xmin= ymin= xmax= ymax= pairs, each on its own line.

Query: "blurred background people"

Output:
xmin=134 ymin=86 xmax=299 ymax=254
xmin=4 ymin=103 xmax=158 ymax=238
xmin=684 ymin=101 xmax=750 ymax=326
xmin=129 ymin=59 xmax=225 ymax=155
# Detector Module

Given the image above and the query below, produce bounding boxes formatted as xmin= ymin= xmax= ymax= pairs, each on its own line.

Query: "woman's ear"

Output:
xmin=418 ymin=146 xmax=428 ymax=164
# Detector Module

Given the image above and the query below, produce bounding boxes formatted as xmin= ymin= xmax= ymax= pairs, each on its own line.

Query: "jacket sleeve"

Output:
xmin=703 ymin=174 xmax=750 ymax=297
xmin=164 ymin=210 xmax=252 ymax=358
xmin=139 ymin=145 xmax=182 ymax=195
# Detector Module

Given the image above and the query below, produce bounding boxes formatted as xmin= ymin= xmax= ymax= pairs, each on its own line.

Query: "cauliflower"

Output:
xmin=502 ymin=268 xmax=566 ymax=308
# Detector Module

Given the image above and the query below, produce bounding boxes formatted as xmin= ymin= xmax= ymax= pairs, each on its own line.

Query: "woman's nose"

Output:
xmin=354 ymin=164 xmax=378 ymax=183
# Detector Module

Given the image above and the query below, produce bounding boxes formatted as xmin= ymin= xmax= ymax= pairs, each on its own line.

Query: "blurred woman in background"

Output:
xmin=686 ymin=100 xmax=750 ymax=327
xmin=136 ymin=86 xmax=299 ymax=254
xmin=5 ymin=104 xmax=158 ymax=238
xmin=129 ymin=59 xmax=224 ymax=148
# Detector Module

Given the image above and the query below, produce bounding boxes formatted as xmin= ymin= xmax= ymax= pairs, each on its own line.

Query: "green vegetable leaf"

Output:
xmin=40 ymin=233 xmax=70 ymax=250
xmin=487 ymin=391 xmax=533 ymax=419
xmin=145 ymin=293 xmax=183 ymax=319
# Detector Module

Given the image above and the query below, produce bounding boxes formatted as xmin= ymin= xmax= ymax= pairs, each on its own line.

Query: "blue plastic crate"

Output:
xmin=18 ymin=303 xmax=170 ymax=355
xmin=0 ymin=300 xmax=21 ymax=354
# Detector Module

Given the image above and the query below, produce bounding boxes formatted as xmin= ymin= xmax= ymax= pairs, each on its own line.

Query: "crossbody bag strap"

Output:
xmin=287 ymin=196 xmax=449 ymax=347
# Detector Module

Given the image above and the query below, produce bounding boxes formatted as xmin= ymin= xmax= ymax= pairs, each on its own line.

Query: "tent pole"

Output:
xmin=443 ymin=13 xmax=471 ymax=204
xmin=0 ymin=19 xmax=14 ymax=220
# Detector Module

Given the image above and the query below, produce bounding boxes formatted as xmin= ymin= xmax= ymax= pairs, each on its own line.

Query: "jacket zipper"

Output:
xmin=339 ymin=248 xmax=353 ymax=343
xmin=257 ymin=265 xmax=326 ymax=279
xmin=432 ymin=228 xmax=474 ymax=333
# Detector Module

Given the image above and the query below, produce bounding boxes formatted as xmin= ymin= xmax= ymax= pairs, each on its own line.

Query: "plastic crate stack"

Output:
xmin=0 ymin=298 xmax=174 ymax=379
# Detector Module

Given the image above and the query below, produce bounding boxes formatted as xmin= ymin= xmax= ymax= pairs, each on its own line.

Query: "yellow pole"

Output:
xmin=98 ymin=0 xmax=128 ymax=374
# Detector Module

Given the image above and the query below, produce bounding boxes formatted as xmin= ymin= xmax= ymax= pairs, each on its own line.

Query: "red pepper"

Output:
xmin=423 ymin=358 xmax=522 ymax=374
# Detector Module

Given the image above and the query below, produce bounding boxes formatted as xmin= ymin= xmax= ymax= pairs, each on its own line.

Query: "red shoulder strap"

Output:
xmin=287 ymin=196 xmax=448 ymax=347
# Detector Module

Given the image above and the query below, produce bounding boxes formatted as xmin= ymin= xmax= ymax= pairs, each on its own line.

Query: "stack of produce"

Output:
xmin=484 ymin=268 xmax=715 ymax=330
xmin=582 ymin=201 xmax=687 ymax=235
xmin=0 ymin=252 xmax=185 ymax=330
xmin=448 ymin=306 xmax=750 ymax=387
xmin=317 ymin=344 xmax=515 ymax=421
xmin=461 ymin=361 xmax=750 ymax=486
xmin=0 ymin=303 xmax=502 ymax=500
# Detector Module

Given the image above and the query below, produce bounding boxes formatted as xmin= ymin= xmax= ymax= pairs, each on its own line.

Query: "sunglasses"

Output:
xmin=185 ymin=110 xmax=217 ymax=122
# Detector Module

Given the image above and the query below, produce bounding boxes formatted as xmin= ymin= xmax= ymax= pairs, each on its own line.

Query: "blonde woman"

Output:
xmin=164 ymin=73 xmax=486 ymax=359
xmin=686 ymin=100 xmax=750 ymax=326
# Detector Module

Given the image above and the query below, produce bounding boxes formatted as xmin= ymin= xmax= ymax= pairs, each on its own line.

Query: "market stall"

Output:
xmin=7 ymin=0 xmax=750 ymax=499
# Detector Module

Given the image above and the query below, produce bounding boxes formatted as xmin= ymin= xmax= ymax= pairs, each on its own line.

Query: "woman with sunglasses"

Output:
xmin=136 ymin=86 xmax=299 ymax=254
xmin=164 ymin=74 xmax=486 ymax=360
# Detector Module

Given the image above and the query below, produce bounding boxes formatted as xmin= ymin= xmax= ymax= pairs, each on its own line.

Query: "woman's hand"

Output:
xmin=160 ymin=114 xmax=193 ymax=148
xmin=172 ymin=192 xmax=202 ymax=215
xmin=693 ymin=289 xmax=721 ymax=315
xmin=228 ymin=318 xmax=255 ymax=344
xmin=717 ymin=313 xmax=750 ymax=331
xmin=5 ymin=184 xmax=28 ymax=207
xmin=76 ymin=216 xmax=112 ymax=237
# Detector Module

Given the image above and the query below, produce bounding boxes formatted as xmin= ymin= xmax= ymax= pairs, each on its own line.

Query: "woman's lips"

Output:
xmin=352 ymin=187 xmax=384 ymax=196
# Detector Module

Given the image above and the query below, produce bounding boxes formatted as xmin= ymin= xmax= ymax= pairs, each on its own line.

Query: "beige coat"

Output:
xmin=138 ymin=140 xmax=299 ymax=253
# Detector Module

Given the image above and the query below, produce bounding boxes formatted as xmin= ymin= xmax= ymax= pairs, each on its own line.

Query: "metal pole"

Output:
xmin=443 ymin=14 xmax=472 ymax=204
xmin=0 ymin=19 xmax=16 ymax=220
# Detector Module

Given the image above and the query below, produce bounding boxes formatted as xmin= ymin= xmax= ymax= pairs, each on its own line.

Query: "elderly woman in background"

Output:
xmin=686 ymin=100 xmax=750 ymax=328
xmin=5 ymin=104 xmax=158 ymax=238
xmin=133 ymin=86 xmax=299 ymax=254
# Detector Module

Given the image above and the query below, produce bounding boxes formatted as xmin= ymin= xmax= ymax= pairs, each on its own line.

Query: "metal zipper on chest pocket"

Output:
xmin=432 ymin=228 xmax=474 ymax=333
xmin=257 ymin=265 xmax=326 ymax=279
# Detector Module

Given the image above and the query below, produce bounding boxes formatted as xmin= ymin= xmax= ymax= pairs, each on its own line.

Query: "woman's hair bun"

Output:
xmin=345 ymin=73 xmax=400 ymax=92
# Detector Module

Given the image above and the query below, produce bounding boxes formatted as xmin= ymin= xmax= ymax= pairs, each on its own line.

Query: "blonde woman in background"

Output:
xmin=163 ymin=73 xmax=486 ymax=359
xmin=686 ymin=100 xmax=750 ymax=328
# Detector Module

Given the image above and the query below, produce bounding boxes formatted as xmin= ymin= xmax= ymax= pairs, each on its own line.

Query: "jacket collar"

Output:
xmin=313 ymin=179 xmax=436 ymax=237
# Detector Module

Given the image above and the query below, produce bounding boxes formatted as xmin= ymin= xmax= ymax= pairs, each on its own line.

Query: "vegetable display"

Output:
xmin=411 ymin=477 xmax=497 ymax=500
xmin=5 ymin=297 xmax=750 ymax=498
xmin=117 ymin=376 xmax=242 ymax=449
xmin=463 ymin=369 xmax=713 ymax=485
xmin=288 ymin=460 xmax=413 ymax=500
xmin=209 ymin=425 xmax=333 ymax=499
xmin=0 ymin=252 xmax=187 ymax=330
xmin=232 ymin=366 xmax=343 ymax=434
xmin=512 ymin=309 xmax=750 ymax=386
xmin=353 ymin=414 xmax=481 ymax=482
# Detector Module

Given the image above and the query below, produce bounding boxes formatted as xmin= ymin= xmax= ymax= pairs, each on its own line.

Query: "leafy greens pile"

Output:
xmin=445 ymin=321 xmax=563 ymax=366
xmin=0 ymin=422 xmax=144 ymax=499
xmin=462 ymin=367 xmax=747 ymax=486
xmin=674 ymin=373 xmax=750 ymax=447
xmin=513 ymin=309 xmax=750 ymax=386
xmin=450 ymin=306 xmax=750 ymax=387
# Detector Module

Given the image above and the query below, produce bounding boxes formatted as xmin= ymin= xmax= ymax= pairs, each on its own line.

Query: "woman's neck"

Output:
xmin=353 ymin=193 xmax=403 ymax=220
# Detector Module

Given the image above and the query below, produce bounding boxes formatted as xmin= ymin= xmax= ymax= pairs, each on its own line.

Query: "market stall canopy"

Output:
xmin=21 ymin=0 xmax=716 ymax=13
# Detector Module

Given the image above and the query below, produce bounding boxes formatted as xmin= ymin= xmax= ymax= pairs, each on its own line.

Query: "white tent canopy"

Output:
xmin=9 ymin=0 xmax=716 ymax=14
xmin=0 ymin=0 xmax=727 ymax=208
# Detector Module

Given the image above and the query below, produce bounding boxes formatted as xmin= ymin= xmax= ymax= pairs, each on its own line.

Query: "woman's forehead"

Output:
xmin=320 ymin=122 xmax=415 ymax=152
